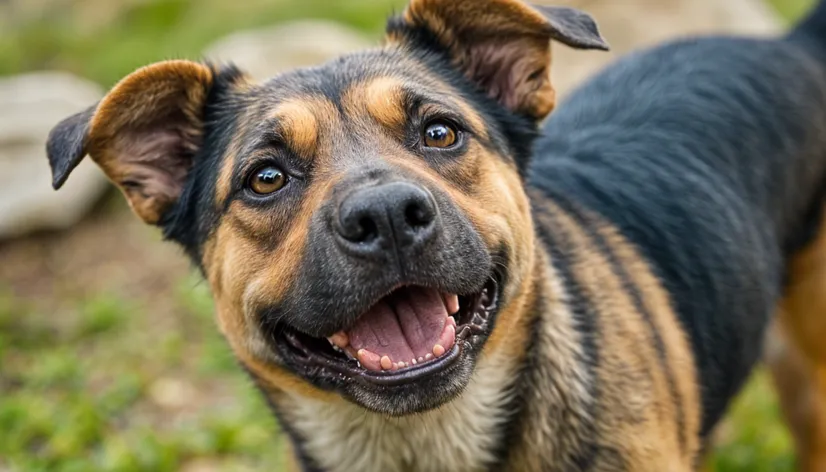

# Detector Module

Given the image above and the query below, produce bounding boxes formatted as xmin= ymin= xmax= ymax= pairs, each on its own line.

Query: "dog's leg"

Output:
xmin=767 ymin=320 xmax=826 ymax=472
xmin=769 ymin=211 xmax=826 ymax=472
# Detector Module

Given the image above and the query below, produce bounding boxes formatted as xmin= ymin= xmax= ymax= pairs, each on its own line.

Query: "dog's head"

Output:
xmin=47 ymin=0 xmax=606 ymax=415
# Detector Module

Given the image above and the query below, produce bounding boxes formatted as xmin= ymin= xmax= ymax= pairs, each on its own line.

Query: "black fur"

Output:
xmin=46 ymin=105 xmax=96 ymax=189
xmin=160 ymin=64 xmax=247 ymax=264
xmin=533 ymin=5 xmax=610 ymax=51
xmin=529 ymin=2 xmax=826 ymax=435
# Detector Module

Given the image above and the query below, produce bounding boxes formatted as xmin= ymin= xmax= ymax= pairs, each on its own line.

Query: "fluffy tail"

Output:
xmin=789 ymin=0 xmax=826 ymax=50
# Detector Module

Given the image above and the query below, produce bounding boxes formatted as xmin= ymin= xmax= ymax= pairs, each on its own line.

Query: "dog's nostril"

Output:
xmin=356 ymin=217 xmax=378 ymax=242
xmin=339 ymin=214 xmax=379 ymax=243
xmin=405 ymin=202 xmax=433 ymax=229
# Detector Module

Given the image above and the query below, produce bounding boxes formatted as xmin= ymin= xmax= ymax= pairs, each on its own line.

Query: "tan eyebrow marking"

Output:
xmin=271 ymin=99 xmax=322 ymax=159
xmin=361 ymin=77 xmax=407 ymax=130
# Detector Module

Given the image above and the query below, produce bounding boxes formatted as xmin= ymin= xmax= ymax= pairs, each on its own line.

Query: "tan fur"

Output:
xmin=357 ymin=77 xmax=408 ymax=133
xmin=215 ymin=104 xmax=258 ymax=207
xmin=214 ymin=149 xmax=236 ymax=209
xmin=769 ymin=210 xmax=826 ymax=472
xmin=271 ymin=100 xmax=321 ymax=159
xmin=88 ymin=61 xmax=214 ymax=224
xmin=767 ymin=320 xmax=826 ymax=472
xmin=527 ymin=198 xmax=696 ymax=470
xmin=404 ymin=0 xmax=552 ymax=37
xmin=590 ymin=208 xmax=702 ymax=460
xmin=280 ymin=347 xmax=521 ymax=472
xmin=397 ymin=0 xmax=559 ymax=118
xmin=502 ymin=250 xmax=595 ymax=471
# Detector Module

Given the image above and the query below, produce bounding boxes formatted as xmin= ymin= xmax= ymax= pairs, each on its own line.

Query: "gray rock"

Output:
xmin=0 ymin=72 xmax=108 ymax=238
xmin=203 ymin=20 xmax=373 ymax=81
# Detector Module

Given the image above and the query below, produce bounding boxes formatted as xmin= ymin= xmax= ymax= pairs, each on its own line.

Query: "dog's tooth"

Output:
xmin=411 ymin=358 xmax=417 ymax=365
xmin=443 ymin=293 xmax=460 ymax=315
xmin=433 ymin=344 xmax=445 ymax=357
xmin=380 ymin=356 xmax=393 ymax=371
xmin=328 ymin=331 xmax=350 ymax=348
xmin=357 ymin=349 xmax=382 ymax=371
xmin=425 ymin=353 xmax=434 ymax=361
xmin=394 ymin=362 xmax=403 ymax=370
xmin=418 ymin=357 xmax=424 ymax=363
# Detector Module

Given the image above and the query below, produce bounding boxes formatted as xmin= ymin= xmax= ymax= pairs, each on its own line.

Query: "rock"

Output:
xmin=203 ymin=20 xmax=373 ymax=81
xmin=201 ymin=3 xmax=781 ymax=97
xmin=0 ymin=72 xmax=108 ymax=239
xmin=148 ymin=377 xmax=197 ymax=410
xmin=541 ymin=0 xmax=783 ymax=97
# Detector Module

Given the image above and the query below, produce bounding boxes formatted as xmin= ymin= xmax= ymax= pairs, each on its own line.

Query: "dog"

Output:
xmin=44 ymin=0 xmax=826 ymax=469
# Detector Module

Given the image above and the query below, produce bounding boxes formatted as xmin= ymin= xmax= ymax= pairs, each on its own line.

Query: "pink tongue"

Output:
xmin=345 ymin=287 xmax=455 ymax=370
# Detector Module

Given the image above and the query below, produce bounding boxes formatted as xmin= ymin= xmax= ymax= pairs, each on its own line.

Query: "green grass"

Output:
xmin=0 ymin=280 xmax=286 ymax=472
xmin=770 ymin=0 xmax=814 ymax=20
xmin=0 ymin=0 xmax=405 ymax=87
xmin=712 ymin=371 xmax=796 ymax=472
xmin=0 ymin=0 xmax=819 ymax=470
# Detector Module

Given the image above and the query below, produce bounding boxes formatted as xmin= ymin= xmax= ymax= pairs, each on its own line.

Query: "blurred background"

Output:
xmin=0 ymin=0 xmax=816 ymax=470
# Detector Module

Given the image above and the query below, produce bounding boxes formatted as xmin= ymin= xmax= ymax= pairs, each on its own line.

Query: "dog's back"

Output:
xmin=530 ymin=0 xmax=826 ymax=441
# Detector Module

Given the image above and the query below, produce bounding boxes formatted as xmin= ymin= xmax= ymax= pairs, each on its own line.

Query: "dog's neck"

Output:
xmin=277 ymin=347 xmax=521 ymax=472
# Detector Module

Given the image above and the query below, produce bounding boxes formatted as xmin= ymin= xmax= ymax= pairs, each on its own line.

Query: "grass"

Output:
xmin=0 ymin=278 xmax=287 ymax=472
xmin=0 ymin=0 xmax=818 ymax=470
xmin=0 ymin=0 xmax=405 ymax=87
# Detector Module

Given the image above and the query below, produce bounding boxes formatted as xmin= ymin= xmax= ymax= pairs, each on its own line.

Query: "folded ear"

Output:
xmin=387 ymin=0 xmax=608 ymax=120
xmin=46 ymin=60 xmax=216 ymax=224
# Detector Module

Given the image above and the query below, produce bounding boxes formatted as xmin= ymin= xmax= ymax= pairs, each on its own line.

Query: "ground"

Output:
xmin=0 ymin=0 xmax=815 ymax=470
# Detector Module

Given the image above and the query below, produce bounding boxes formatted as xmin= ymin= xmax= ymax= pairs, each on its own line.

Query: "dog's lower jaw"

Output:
xmin=277 ymin=346 xmax=522 ymax=472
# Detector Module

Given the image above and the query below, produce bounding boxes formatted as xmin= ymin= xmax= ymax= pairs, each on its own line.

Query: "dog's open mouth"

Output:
xmin=277 ymin=278 xmax=499 ymax=386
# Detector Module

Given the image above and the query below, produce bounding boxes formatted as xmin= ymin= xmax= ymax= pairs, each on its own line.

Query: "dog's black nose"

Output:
xmin=336 ymin=182 xmax=438 ymax=257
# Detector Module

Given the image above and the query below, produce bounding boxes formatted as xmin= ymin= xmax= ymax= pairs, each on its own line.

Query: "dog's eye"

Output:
xmin=423 ymin=121 xmax=458 ymax=149
xmin=248 ymin=165 xmax=287 ymax=195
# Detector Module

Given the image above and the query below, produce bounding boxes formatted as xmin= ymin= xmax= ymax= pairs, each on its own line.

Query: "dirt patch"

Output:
xmin=0 ymin=192 xmax=191 ymax=309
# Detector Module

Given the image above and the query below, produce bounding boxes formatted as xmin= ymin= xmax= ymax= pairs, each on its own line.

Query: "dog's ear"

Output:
xmin=388 ymin=0 xmax=608 ymax=120
xmin=46 ymin=60 xmax=216 ymax=225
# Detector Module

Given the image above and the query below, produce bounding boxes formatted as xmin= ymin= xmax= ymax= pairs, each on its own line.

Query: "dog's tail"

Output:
xmin=788 ymin=0 xmax=826 ymax=52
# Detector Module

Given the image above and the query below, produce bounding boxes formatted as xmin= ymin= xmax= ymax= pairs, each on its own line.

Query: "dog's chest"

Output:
xmin=282 ymin=352 xmax=518 ymax=472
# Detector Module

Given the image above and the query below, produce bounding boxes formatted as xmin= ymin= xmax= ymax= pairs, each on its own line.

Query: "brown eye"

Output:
xmin=424 ymin=121 xmax=458 ymax=148
xmin=249 ymin=166 xmax=286 ymax=195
